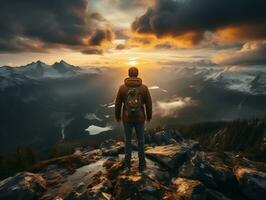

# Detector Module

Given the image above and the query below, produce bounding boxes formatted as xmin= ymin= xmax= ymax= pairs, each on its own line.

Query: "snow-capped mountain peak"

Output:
xmin=52 ymin=60 xmax=80 ymax=74
xmin=59 ymin=60 xmax=69 ymax=65
xmin=25 ymin=60 xmax=49 ymax=68
xmin=17 ymin=60 xmax=52 ymax=78
xmin=0 ymin=60 xmax=101 ymax=82
xmin=250 ymin=72 xmax=266 ymax=94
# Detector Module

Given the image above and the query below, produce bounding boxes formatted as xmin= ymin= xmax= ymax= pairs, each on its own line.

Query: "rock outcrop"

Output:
xmin=234 ymin=166 xmax=266 ymax=200
xmin=171 ymin=177 xmax=207 ymax=200
xmin=0 ymin=172 xmax=46 ymax=200
xmin=0 ymin=130 xmax=265 ymax=200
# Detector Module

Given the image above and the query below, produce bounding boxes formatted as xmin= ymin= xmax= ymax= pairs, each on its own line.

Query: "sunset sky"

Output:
xmin=0 ymin=0 xmax=266 ymax=69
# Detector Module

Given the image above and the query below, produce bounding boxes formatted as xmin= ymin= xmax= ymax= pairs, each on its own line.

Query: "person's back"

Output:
xmin=115 ymin=67 xmax=152 ymax=172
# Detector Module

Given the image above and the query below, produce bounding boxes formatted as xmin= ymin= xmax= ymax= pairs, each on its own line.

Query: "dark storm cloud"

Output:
xmin=0 ymin=37 xmax=45 ymax=53
xmin=115 ymin=44 xmax=126 ymax=50
xmin=132 ymin=0 xmax=266 ymax=45
xmin=90 ymin=12 xmax=106 ymax=21
xmin=81 ymin=47 xmax=103 ymax=55
xmin=89 ymin=29 xmax=113 ymax=46
xmin=155 ymin=43 xmax=174 ymax=49
xmin=0 ymin=0 xmax=113 ymax=53
xmin=214 ymin=41 xmax=266 ymax=66
xmin=116 ymin=0 xmax=153 ymax=10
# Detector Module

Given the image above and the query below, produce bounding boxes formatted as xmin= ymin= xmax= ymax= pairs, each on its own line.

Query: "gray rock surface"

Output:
xmin=234 ymin=166 xmax=266 ymax=200
xmin=0 ymin=172 xmax=46 ymax=200
xmin=0 ymin=130 xmax=265 ymax=200
xmin=171 ymin=177 xmax=207 ymax=200
xmin=145 ymin=141 xmax=197 ymax=169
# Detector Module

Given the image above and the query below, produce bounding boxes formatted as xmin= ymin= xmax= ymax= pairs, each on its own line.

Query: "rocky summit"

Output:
xmin=0 ymin=130 xmax=265 ymax=200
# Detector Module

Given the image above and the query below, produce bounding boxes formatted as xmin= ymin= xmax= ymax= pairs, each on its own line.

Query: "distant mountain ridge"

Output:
xmin=1 ymin=61 xmax=266 ymax=94
xmin=0 ymin=60 xmax=102 ymax=91
xmin=163 ymin=66 xmax=266 ymax=95
xmin=0 ymin=61 xmax=265 ymax=163
xmin=0 ymin=60 xmax=99 ymax=80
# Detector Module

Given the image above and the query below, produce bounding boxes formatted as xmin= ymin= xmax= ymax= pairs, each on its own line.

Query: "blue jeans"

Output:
xmin=123 ymin=122 xmax=146 ymax=168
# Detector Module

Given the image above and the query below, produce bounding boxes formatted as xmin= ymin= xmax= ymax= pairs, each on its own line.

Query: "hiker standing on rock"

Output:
xmin=115 ymin=67 xmax=152 ymax=172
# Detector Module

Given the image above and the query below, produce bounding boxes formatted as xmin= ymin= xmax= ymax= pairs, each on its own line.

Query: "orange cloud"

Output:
xmin=128 ymin=23 xmax=266 ymax=49
xmin=131 ymin=0 xmax=266 ymax=48
xmin=215 ymin=24 xmax=266 ymax=43
xmin=127 ymin=31 xmax=204 ymax=49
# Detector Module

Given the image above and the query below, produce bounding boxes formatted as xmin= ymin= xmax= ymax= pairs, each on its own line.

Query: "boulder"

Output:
xmin=56 ymin=181 xmax=74 ymax=199
xmin=205 ymin=152 xmax=235 ymax=186
xmin=234 ymin=166 xmax=266 ymax=200
xmin=86 ymin=191 xmax=111 ymax=200
xmin=105 ymin=152 xmax=168 ymax=200
xmin=79 ymin=148 xmax=103 ymax=163
xmin=171 ymin=177 xmax=207 ymax=200
xmin=206 ymin=189 xmax=231 ymax=200
xmin=104 ymin=158 xmax=125 ymax=180
xmin=64 ymin=168 xmax=112 ymax=200
xmin=100 ymin=139 xmax=117 ymax=148
xmin=0 ymin=172 xmax=46 ymax=200
xmin=178 ymin=151 xmax=234 ymax=188
xmin=66 ymin=190 xmax=111 ymax=200
xmin=100 ymin=140 xmax=124 ymax=156
xmin=113 ymin=174 xmax=163 ymax=200
xmin=102 ymin=145 xmax=124 ymax=157
xmin=67 ymin=178 xmax=112 ymax=200
xmin=145 ymin=156 xmax=171 ymax=183
xmin=153 ymin=131 xmax=177 ymax=145
xmin=44 ymin=170 xmax=65 ymax=187
xmin=145 ymin=142 xmax=196 ymax=170
xmin=145 ymin=130 xmax=183 ymax=145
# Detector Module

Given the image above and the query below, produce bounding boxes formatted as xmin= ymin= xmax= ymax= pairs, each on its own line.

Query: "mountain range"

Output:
xmin=0 ymin=61 xmax=265 ymax=157
xmin=0 ymin=60 xmax=101 ymax=91
xmin=0 ymin=61 xmax=265 ymax=196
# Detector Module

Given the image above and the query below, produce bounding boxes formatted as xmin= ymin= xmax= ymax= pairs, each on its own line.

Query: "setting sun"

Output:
xmin=128 ymin=58 xmax=138 ymax=66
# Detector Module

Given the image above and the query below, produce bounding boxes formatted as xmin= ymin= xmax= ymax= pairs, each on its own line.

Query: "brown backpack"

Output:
xmin=125 ymin=87 xmax=142 ymax=116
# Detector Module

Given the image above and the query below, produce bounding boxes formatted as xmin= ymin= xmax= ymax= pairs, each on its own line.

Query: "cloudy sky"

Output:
xmin=0 ymin=0 xmax=266 ymax=69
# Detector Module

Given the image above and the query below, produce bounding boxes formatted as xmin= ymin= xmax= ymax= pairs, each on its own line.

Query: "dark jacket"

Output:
xmin=115 ymin=77 xmax=152 ymax=123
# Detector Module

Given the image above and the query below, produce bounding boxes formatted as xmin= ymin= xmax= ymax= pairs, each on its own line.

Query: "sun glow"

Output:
xmin=128 ymin=58 xmax=138 ymax=66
